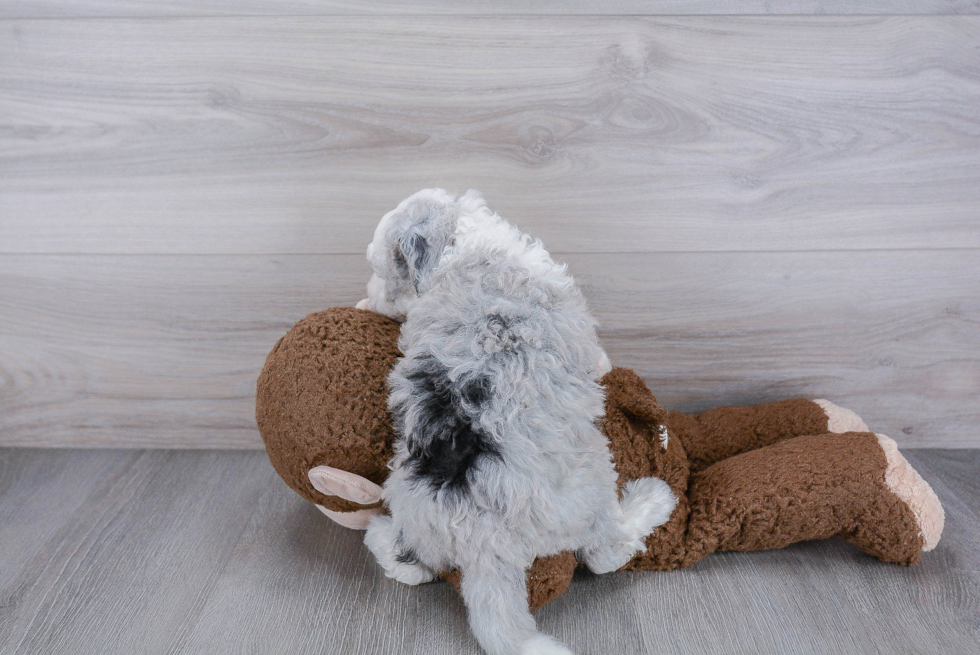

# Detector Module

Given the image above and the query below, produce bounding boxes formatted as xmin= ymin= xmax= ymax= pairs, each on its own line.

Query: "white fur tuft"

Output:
xmin=520 ymin=634 xmax=575 ymax=655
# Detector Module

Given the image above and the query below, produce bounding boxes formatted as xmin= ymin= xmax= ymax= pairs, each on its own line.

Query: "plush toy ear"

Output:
xmin=309 ymin=465 xmax=385 ymax=530
xmin=618 ymin=383 xmax=669 ymax=426
xmin=315 ymin=504 xmax=383 ymax=530
xmin=308 ymin=465 xmax=383 ymax=504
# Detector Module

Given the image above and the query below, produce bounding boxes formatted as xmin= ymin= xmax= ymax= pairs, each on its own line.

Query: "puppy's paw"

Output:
xmin=387 ymin=559 xmax=438 ymax=586
xmin=364 ymin=515 xmax=437 ymax=586
xmin=619 ymin=476 xmax=677 ymax=549
xmin=520 ymin=634 xmax=574 ymax=655
xmin=355 ymin=298 xmax=370 ymax=310
xmin=581 ymin=546 xmax=633 ymax=575
xmin=596 ymin=350 xmax=613 ymax=378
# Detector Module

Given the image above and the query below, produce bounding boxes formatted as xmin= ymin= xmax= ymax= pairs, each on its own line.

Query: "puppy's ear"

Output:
xmin=395 ymin=232 xmax=433 ymax=294
xmin=385 ymin=190 xmax=458 ymax=294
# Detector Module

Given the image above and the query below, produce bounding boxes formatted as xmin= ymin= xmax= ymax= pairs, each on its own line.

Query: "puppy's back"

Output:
xmin=388 ymin=247 xmax=607 ymax=496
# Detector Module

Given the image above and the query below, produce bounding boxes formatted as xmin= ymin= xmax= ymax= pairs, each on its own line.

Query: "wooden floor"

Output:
xmin=1 ymin=447 xmax=977 ymax=655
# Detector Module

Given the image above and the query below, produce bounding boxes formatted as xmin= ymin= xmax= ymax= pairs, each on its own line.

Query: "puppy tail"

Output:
xmin=459 ymin=558 xmax=573 ymax=655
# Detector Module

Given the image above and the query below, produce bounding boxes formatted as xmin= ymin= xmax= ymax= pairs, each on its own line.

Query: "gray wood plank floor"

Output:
xmin=1 ymin=448 xmax=977 ymax=654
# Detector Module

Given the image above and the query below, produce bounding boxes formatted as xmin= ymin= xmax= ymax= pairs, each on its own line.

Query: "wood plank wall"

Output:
xmin=1 ymin=3 xmax=978 ymax=448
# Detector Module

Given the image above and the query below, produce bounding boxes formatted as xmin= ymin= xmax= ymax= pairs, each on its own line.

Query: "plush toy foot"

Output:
xmin=814 ymin=399 xmax=869 ymax=433
xmin=875 ymin=434 xmax=944 ymax=552
xmin=364 ymin=514 xmax=438 ymax=585
xmin=519 ymin=634 xmax=574 ymax=655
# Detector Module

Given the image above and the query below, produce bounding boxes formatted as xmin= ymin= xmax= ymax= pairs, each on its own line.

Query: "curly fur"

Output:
xmin=361 ymin=189 xmax=676 ymax=655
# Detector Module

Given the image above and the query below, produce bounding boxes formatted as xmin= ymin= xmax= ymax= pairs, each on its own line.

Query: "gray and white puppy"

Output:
xmin=360 ymin=189 xmax=676 ymax=655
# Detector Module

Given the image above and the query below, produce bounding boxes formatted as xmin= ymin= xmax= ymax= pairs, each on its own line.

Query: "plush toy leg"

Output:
xmin=668 ymin=398 xmax=868 ymax=472
xmin=680 ymin=431 xmax=943 ymax=567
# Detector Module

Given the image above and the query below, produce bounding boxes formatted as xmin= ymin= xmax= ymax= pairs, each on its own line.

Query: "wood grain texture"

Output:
xmin=1 ymin=251 xmax=976 ymax=448
xmin=2 ymin=17 xmax=979 ymax=254
xmin=0 ymin=449 xmax=274 ymax=654
xmin=1 ymin=448 xmax=977 ymax=654
xmin=2 ymin=0 xmax=979 ymax=19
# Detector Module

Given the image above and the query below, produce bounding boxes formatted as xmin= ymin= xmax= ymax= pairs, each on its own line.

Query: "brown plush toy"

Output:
xmin=256 ymin=307 xmax=945 ymax=611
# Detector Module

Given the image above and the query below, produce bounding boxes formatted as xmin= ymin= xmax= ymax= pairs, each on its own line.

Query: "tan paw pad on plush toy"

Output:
xmin=256 ymin=307 xmax=945 ymax=611
xmin=814 ymin=398 xmax=870 ymax=432
xmin=814 ymin=400 xmax=943 ymax=550
xmin=875 ymin=433 xmax=944 ymax=551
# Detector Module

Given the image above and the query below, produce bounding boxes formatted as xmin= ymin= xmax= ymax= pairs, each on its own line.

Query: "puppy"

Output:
xmin=360 ymin=189 xmax=676 ymax=655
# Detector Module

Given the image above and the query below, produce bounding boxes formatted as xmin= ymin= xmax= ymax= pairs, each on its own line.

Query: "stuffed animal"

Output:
xmin=256 ymin=307 xmax=944 ymax=611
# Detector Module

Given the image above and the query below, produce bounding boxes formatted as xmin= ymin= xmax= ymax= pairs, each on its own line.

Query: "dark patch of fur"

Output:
xmin=394 ymin=530 xmax=418 ymax=564
xmin=391 ymin=247 xmax=409 ymax=278
xmin=407 ymin=233 xmax=429 ymax=292
xmin=394 ymin=548 xmax=419 ymax=564
xmin=394 ymin=355 xmax=500 ymax=495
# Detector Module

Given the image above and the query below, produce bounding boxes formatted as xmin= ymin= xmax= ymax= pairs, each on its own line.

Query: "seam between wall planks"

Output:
xmin=0 ymin=14 xmax=977 ymax=20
